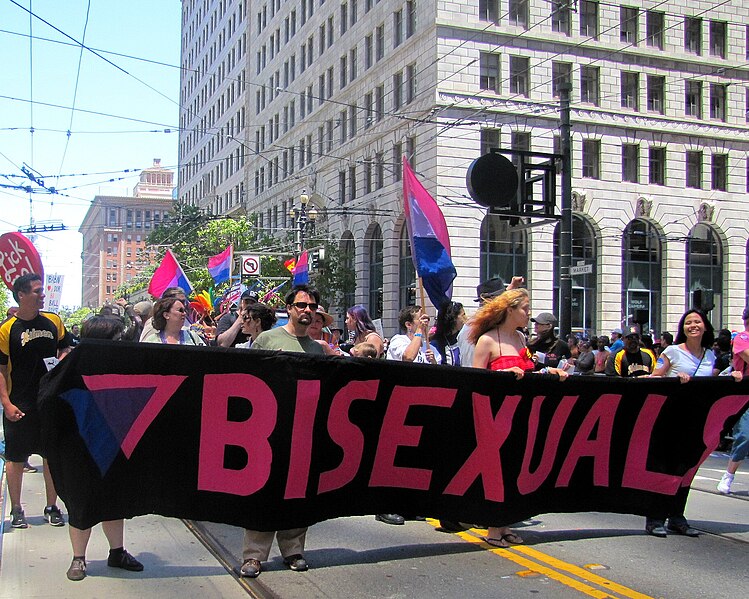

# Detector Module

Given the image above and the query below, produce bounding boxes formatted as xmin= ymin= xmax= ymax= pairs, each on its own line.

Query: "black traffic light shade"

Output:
xmin=466 ymin=152 xmax=519 ymax=208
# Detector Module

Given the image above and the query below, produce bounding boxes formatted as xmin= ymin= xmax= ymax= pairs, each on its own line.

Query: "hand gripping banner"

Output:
xmin=39 ymin=340 xmax=749 ymax=531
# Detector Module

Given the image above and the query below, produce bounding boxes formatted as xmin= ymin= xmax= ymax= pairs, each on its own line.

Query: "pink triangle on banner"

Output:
xmin=82 ymin=375 xmax=187 ymax=458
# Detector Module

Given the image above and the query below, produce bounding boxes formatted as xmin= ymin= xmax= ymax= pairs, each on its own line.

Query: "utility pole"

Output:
xmin=559 ymin=83 xmax=573 ymax=339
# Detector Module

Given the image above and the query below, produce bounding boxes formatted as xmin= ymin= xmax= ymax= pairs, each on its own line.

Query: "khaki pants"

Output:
xmin=242 ymin=527 xmax=307 ymax=561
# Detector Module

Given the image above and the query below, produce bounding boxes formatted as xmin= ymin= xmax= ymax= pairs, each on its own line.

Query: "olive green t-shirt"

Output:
xmin=251 ymin=326 xmax=325 ymax=355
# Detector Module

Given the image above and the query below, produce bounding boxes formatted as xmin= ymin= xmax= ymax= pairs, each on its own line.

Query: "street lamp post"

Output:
xmin=289 ymin=190 xmax=318 ymax=256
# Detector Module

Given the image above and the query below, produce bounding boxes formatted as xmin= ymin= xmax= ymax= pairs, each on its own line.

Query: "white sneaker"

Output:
xmin=717 ymin=472 xmax=734 ymax=494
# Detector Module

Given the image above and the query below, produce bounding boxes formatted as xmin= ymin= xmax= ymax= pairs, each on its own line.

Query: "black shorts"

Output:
xmin=2 ymin=410 xmax=43 ymax=462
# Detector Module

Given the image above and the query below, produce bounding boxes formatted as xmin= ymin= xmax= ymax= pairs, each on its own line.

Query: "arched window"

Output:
xmin=340 ymin=231 xmax=356 ymax=311
xmin=687 ymin=223 xmax=723 ymax=326
xmin=553 ymin=215 xmax=597 ymax=334
xmin=368 ymin=224 xmax=384 ymax=319
xmin=622 ymin=219 xmax=662 ymax=334
xmin=398 ymin=224 xmax=416 ymax=308
xmin=480 ymin=214 xmax=527 ymax=284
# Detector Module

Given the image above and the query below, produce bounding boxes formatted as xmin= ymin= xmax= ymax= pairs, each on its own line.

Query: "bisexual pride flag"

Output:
xmin=207 ymin=245 xmax=233 ymax=285
xmin=292 ymin=250 xmax=309 ymax=285
xmin=402 ymin=157 xmax=456 ymax=309
xmin=148 ymin=249 xmax=194 ymax=298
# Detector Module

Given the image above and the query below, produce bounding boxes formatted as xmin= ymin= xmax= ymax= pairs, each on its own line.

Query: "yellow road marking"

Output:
xmin=426 ymin=519 xmax=655 ymax=599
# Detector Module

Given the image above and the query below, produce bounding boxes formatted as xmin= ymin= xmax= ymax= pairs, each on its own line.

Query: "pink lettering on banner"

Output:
xmin=285 ymin=380 xmax=321 ymax=499
xmin=517 ymin=395 xmax=579 ymax=495
xmin=621 ymin=394 xmax=681 ymax=494
xmin=680 ymin=394 xmax=749 ymax=487
xmin=556 ymin=394 xmax=621 ymax=488
xmin=369 ymin=386 xmax=456 ymax=491
xmin=0 ymin=232 xmax=44 ymax=289
xmin=197 ymin=374 xmax=277 ymax=496
xmin=318 ymin=380 xmax=380 ymax=495
xmin=443 ymin=394 xmax=522 ymax=502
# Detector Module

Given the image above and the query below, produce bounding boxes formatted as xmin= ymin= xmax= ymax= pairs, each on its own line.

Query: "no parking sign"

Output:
xmin=241 ymin=255 xmax=261 ymax=276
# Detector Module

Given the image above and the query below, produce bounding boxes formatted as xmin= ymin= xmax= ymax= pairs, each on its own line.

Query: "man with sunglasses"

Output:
xmin=240 ymin=284 xmax=325 ymax=579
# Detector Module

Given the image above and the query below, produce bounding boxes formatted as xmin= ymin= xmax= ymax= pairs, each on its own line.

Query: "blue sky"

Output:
xmin=1 ymin=0 xmax=182 ymax=307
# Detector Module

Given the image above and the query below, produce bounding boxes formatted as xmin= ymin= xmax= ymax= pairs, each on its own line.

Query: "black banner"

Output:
xmin=39 ymin=340 xmax=749 ymax=531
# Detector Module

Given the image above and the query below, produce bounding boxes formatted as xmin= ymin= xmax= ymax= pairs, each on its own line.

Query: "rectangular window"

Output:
xmin=710 ymin=83 xmax=726 ymax=121
xmin=406 ymin=1 xmax=415 ymax=38
xmin=375 ymin=84 xmax=384 ymax=121
xmin=480 ymin=128 xmax=500 ymax=155
xmin=328 ymin=16 xmax=334 ymax=46
xmin=350 ymin=47 xmax=358 ymax=81
xmin=649 ymin=147 xmax=666 ymax=185
xmin=351 ymin=0 xmax=358 ymax=26
xmin=551 ymin=0 xmax=570 ymax=35
xmin=685 ymin=81 xmax=702 ymax=118
xmin=509 ymin=0 xmax=528 ymax=29
xmin=622 ymin=143 xmax=639 ymax=183
xmin=686 ymin=151 xmax=702 ymax=189
xmin=685 ymin=17 xmax=702 ymax=54
xmin=338 ymin=170 xmax=346 ymax=203
xmin=552 ymin=61 xmax=571 ymax=98
xmin=394 ymin=10 xmax=403 ymax=47
xmin=393 ymin=142 xmax=403 ymax=181
xmin=376 ymin=24 xmax=385 ymax=60
xmin=480 ymin=52 xmax=500 ymax=93
xmin=712 ymin=154 xmax=727 ymax=191
xmin=710 ymin=21 xmax=726 ymax=58
xmin=582 ymin=139 xmax=600 ymax=179
xmin=647 ymin=75 xmax=665 ymax=114
xmin=340 ymin=55 xmax=348 ymax=88
xmin=350 ymin=104 xmax=357 ymax=137
xmin=580 ymin=1 xmax=598 ymax=39
xmin=365 ymin=34 xmax=373 ymax=69
xmin=349 ymin=165 xmax=357 ymax=200
xmin=365 ymin=159 xmax=373 ymax=194
xmin=364 ymin=91 xmax=373 ymax=128
xmin=580 ymin=66 xmax=599 ymax=105
xmin=510 ymin=55 xmax=529 ymax=97
xmin=646 ymin=11 xmax=664 ymax=49
xmin=327 ymin=66 xmax=334 ymax=98
xmin=341 ymin=3 xmax=348 ymax=36
xmin=621 ymin=71 xmax=639 ymax=110
xmin=479 ymin=0 xmax=500 ymax=24
xmin=327 ymin=119 xmax=334 ymax=152
xmin=375 ymin=151 xmax=384 ymax=189
xmin=406 ymin=63 xmax=416 ymax=103
xmin=620 ymin=6 xmax=638 ymax=44
xmin=393 ymin=71 xmax=403 ymax=110
xmin=340 ymin=109 xmax=348 ymax=143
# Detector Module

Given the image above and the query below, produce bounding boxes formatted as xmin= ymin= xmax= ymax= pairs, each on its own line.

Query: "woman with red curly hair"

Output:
xmin=469 ymin=288 xmax=567 ymax=547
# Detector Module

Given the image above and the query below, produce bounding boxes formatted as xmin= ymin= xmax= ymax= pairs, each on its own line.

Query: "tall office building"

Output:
xmin=180 ymin=1 xmax=749 ymax=334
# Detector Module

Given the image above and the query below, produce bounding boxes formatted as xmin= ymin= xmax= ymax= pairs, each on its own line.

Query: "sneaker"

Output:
xmin=66 ymin=558 xmax=87 ymax=581
xmin=10 ymin=506 xmax=28 ymax=528
xmin=23 ymin=462 xmax=38 ymax=473
xmin=240 ymin=558 xmax=261 ymax=578
xmin=44 ymin=505 xmax=65 ymax=526
xmin=717 ymin=472 xmax=734 ymax=494
xmin=107 ymin=549 xmax=144 ymax=571
xmin=283 ymin=554 xmax=308 ymax=572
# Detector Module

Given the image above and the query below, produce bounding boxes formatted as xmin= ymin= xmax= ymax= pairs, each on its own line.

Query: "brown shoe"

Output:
xmin=66 ymin=558 xmax=87 ymax=581
xmin=240 ymin=558 xmax=261 ymax=578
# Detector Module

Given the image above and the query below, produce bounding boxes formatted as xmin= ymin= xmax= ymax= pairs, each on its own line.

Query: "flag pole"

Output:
xmin=417 ymin=277 xmax=429 ymax=347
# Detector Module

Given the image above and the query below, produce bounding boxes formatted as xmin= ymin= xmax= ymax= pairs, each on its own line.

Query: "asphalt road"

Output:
xmin=189 ymin=453 xmax=748 ymax=599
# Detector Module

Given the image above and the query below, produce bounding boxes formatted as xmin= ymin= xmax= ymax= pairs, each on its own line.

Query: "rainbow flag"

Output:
xmin=148 ymin=249 xmax=194 ymax=298
xmin=207 ymin=245 xmax=233 ymax=285
xmin=402 ymin=157 xmax=456 ymax=308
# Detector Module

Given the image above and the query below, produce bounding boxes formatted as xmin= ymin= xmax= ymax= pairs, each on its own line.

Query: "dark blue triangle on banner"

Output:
xmin=60 ymin=389 xmax=120 ymax=476
xmin=90 ymin=388 xmax=155 ymax=446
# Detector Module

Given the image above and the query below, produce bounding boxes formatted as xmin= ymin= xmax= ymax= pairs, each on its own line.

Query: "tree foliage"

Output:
xmin=64 ymin=306 xmax=95 ymax=327
xmin=113 ymin=202 xmax=356 ymax=312
xmin=0 ymin=287 xmax=10 ymax=317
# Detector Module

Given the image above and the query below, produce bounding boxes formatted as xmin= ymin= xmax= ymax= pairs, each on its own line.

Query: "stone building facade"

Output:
xmin=179 ymin=0 xmax=749 ymax=335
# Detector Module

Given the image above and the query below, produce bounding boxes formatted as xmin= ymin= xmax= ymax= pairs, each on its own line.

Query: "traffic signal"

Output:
xmin=310 ymin=248 xmax=326 ymax=272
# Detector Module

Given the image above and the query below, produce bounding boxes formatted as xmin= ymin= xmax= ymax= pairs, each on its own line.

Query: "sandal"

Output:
xmin=502 ymin=532 xmax=524 ymax=545
xmin=484 ymin=536 xmax=510 ymax=548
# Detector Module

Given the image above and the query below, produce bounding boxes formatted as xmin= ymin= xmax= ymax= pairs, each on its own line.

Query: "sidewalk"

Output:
xmin=0 ymin=455 xmax=250 ymax=599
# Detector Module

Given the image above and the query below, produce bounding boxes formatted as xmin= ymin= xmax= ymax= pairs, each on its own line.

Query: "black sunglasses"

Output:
xmin=291 ymin=301 xmax=318 ymax=311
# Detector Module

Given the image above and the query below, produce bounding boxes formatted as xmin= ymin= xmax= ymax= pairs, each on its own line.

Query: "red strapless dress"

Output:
xmin=489 ymin=347 xmax=535 ymax=372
